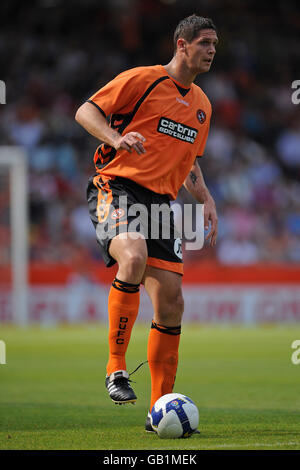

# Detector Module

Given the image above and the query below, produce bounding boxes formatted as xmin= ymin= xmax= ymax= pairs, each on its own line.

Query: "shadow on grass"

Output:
xmin=1 ymin=404 xmax=300 ymax=437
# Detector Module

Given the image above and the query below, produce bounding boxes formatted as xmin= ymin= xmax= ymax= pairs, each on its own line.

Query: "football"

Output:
xmin=150 ymin=393 xmax=199 ymax=439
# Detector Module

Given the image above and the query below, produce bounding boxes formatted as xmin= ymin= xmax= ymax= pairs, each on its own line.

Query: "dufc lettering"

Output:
xmin=116 ymin=317 xmax=128 ymax=344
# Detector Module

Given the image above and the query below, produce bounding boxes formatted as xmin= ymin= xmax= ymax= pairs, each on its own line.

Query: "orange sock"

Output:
xmin=147 ymin=321 xmax=181 ymax=411
xmin=106 ymin=278 xmax=140 ymax=376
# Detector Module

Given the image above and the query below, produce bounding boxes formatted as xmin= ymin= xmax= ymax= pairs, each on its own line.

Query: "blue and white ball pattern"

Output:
xmin=150 ymin=393 xmax=199 ymax=439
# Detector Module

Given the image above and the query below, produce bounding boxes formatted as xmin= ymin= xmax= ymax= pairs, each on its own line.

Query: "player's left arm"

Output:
xmin=183 ymin=157 xmax=218 ymax=246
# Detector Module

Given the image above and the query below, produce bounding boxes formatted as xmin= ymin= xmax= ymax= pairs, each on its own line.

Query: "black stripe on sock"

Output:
xmin=112 ymin=278 xmax=140 ymax=293
xmin=151 ymin=321 xmax=181 ymax=335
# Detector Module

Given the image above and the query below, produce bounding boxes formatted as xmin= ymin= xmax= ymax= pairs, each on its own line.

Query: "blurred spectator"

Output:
xmin=217 ymin=235 xmax=260 ymax=265
xmin=0 ymin=0 xmax=299 ymax=266
xmin=7 ymin=103 xmax=45 ymax=150
xmin=276 ymin=118 xmax=300 ymax=174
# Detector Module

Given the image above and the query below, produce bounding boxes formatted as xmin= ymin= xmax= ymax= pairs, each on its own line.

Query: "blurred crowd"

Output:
xmin=0 ymin=0 xmax=300 ymax=267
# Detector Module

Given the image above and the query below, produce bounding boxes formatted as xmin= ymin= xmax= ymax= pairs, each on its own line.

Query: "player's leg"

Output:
xmin=109 ymin=233 xmax=147 ymax=284
xmin=104 ymin=233 xmax=148 ymax=404
xmin=87 ymin=175 xmax=148 ymax=403
xmin=107 ymin=233 xmax=147 ymax=372
xmin=143 ymin=266 xmax=184 ymax=412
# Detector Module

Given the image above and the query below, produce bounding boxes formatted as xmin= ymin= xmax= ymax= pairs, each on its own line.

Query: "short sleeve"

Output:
xmin=87 ymin=69 xmax=142 ymax=117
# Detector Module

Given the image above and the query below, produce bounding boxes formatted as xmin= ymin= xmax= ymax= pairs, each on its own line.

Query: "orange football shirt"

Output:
xmin=88 ymin=65 xmax=212 ymax=200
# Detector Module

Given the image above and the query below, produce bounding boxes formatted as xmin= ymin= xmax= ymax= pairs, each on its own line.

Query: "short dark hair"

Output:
xmin=173 ymin=14 xmax=217 ymax=52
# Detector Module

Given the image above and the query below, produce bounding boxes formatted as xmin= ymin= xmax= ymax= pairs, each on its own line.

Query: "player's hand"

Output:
xmin=113 ymin=132 xmax=146 ymax=155
xmin=204 ymin=196 xmax=218 ymax=247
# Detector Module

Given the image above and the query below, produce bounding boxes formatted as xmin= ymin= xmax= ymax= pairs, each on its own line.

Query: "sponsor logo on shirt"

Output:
xmin=176 ymin=97 xmax=190 ymax=106
xmin=157 ymin=117 xmax=198 ymax=144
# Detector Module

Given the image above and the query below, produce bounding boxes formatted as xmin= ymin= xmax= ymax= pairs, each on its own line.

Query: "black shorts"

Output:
xmin=87 ymin=174 xmax=183 ymax=275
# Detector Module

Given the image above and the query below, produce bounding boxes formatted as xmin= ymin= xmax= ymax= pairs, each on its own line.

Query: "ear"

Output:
xmin=177 ymin=38 xmax=187 ymax=53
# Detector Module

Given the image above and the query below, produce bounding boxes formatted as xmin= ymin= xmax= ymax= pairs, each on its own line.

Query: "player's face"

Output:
xmin=184 ymin=29 xmax=218 ymax=74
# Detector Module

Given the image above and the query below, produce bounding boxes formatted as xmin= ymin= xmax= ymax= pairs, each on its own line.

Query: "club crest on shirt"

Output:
xmin=111 ymin=208 xmax=125 ymax=220
xmin=196 ymin=109 xmax=206 ymax=124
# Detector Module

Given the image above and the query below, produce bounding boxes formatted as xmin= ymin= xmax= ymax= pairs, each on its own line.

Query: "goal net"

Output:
xmin=0 ymin=146 xmax=29 ymax=325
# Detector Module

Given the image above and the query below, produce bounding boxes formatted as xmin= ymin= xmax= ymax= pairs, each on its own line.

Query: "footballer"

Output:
xmin=75 ymin=14 xmax=218 ymax=432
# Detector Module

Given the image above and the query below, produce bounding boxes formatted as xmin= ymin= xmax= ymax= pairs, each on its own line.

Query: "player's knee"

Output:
xmin=119 ymin=250 xmax=147 ymax=279
xmin=127 ymin=251 xmax=147 ymax=271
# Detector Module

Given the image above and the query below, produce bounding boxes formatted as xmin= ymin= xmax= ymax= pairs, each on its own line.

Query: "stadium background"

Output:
xmin=0 ymin=0 xmax=300 ymax=325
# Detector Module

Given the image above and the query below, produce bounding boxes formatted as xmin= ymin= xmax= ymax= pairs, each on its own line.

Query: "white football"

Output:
xmin=150 ymin=393 xmax=199 ymax=439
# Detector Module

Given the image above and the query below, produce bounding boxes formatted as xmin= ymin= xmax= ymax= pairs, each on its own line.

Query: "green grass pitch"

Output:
xmin=1 ymin=324 xmax=300 ymax=450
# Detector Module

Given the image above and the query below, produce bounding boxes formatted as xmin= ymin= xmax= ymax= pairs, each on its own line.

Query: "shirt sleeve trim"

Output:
xmin=86 ymin=100 xmax=106 ymax=118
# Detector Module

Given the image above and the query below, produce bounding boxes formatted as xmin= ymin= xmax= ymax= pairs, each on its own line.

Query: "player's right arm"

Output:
xmin=75 ymin=101 xmax=146 ymax=155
